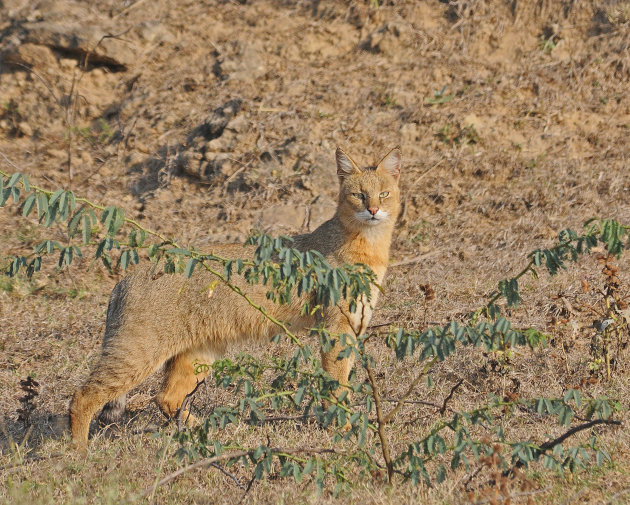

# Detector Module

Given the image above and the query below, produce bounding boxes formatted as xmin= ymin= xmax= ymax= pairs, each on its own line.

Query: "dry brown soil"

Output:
xmin=1 ymin=1 xmax=630 ymax=504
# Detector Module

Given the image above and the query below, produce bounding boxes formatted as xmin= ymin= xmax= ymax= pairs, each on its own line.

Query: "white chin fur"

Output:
xmin=356 ymin=209 xmax=389 ymax=225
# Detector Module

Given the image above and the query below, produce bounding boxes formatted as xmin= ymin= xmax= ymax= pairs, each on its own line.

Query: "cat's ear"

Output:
xmin=376 ymin=146 xmax=402 ymax=181
xmin=336 ymin=147 xmax=361 ymax=180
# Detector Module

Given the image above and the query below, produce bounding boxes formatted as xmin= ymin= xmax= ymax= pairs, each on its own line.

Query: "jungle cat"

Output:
xmin=70 ymin=146 xmax=402 ymax=448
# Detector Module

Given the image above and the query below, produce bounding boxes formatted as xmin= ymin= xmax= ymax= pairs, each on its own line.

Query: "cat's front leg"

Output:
xmin=318 ymin=300 xmax=371 ymax=402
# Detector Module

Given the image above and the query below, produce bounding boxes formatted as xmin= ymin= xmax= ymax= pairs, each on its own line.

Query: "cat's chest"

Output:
xmin=337 ymin=235 xmax=389 ymax=279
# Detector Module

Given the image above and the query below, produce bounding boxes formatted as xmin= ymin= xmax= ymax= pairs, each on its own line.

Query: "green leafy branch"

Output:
xmin=142 ymin=445 xmax=351 ymax=498
xmin=0 ymin=169 xmax=375 ymax=348
xmin=394 ymin=390 xmax=620 ymax=485
xmin=475 ymin=219 xmax=630 ymax=320
xmin=1 ymin=167 xmax=626 ymax=493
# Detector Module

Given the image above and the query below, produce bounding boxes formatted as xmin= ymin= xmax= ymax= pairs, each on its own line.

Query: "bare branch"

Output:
xmin=364 ymin=360 xmax=393 ymax=482
xmin=383 ymin=356 xmax=439 ymax=424
xmin=142 ymin=447 xmax=339 ymax=497
xmin=440 ymin=379 xmax=463 ymax=415
xmin=176 ymin=378 xmax=206 ymax=432
xmin=209 ymin=462 xmax=246 ymax=490
xmin=507 ymin=418 xmax=622 ymax=475
xmin=537 ymin=418 xmax=621 ymax=454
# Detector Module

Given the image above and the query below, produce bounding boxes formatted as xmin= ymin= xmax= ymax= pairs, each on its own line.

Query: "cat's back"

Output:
xmin=291 ymin=218 xmax=344 ymax=260
xmin=119 ymin=242 xmax=257 ymax=305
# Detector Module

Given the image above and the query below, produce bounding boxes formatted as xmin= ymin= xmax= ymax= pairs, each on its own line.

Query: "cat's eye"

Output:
xmin=379 ymin=191 xmax=390 ymax=198
xmin=352 ymin=193 xmax=365 ymax=200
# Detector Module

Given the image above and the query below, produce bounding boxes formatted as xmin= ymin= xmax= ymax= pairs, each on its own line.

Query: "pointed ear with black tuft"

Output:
xmin=376 ymin=146 xmax=402 ymax=182
xmin=336 ymin=147 xmax=362 ymax=181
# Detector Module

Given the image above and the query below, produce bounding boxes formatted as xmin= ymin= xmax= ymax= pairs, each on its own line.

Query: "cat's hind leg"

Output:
xmin=156 ymin=345 xmax=218 ymax=425
xmin=70 ymin=344 xmax=167 ymax=448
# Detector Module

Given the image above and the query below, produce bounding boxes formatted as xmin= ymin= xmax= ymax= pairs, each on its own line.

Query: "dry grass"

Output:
xmin=1 ymin=0 xmax=630 ymax=503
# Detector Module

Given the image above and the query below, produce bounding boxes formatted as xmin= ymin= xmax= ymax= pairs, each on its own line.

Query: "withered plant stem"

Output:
xmin=364 ymin=360 xmax=393 ymax=483
xmin=142 ymin=447 xmax=340 ymax=497
xmin=383 ymin=357 xmax=440 ymax=424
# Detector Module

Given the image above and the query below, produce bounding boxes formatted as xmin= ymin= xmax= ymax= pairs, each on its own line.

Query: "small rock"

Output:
xmin=18 ymin=122 xmax=33 ymax=137
xmin=189 ymin=99 xmax=242 ymax=141
xmin=208 ymin=154 xmax=234 ymax=177
xmin=215 ymin=42 xmax=265 ymax=81
xmin=26 ymin=9 xmax=44 ymax=23
xmin=206 ymin=131 xmax=236 ymax=153
xmin=90 ymin=68 xmax=105 ymax=80
xmin=80 ymin=150 xmax=93 ymax=165
xmin=226 ymin=115 xmax=248 ymax=133
xmin=23 ymin=21 xmax=136 ymax=69
xmin=186 ymin=153 xmax=233 ymax=180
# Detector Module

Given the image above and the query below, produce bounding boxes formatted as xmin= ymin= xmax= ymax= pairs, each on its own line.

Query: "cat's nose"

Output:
xmin=367 ymin=206 xmax=379 ymax=216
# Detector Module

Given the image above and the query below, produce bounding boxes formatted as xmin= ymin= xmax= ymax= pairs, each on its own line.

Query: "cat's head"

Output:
xmin=335 ymin=147 xmax=402 ymax=232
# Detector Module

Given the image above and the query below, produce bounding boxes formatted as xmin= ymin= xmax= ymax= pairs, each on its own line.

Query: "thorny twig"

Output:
xmin=237 ymin=472 xmax=257 ymax=505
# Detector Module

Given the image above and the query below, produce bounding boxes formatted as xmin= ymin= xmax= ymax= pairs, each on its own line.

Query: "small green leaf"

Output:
xmin=436 ymin=464 xmax=446 ymax=484
xmin=49 ymin=188 xmax=64 ymax=207
xmin=558 ymin=405 xmax=574 ymax=426
xmin=36 ymin=193 xmax=49 ymax=219
xmin=294 ymin=387 xmax=305 ymax=405
xmin=184 ymin=258 xmax=198 ymax=278
xmin=22 ymin=193 xmax=36 ymax=217
xmin=8 ymin=172 xmax=21 ymax=188
xmin=254 ymin=462 xmax=264 ymax=480
xmin=67 ymin=191 xmax=76 ymax=211
xmin=59 ymin=191 xmax=68 ymax=219
xmin=82 ymin=214 xmax=92 ymax=244
xmin=95 ymin=239 xmax=106 ymax=259
xmin=292 ymin=462 xmax=302 ymax=483
xmin=59 ymin=247 xmax=73 ymax=267
xmin=121 ymin=250 xmax=130 ymax=270
xmin=43 ymin=201 xmax=58 ymax=227
xmin=68 ymin=208 xmax=84 ymax=238
xmin=253 ymin=446 xmax=265 ymax=460
xmin=303 ymin=458 xmax=315 ymax=475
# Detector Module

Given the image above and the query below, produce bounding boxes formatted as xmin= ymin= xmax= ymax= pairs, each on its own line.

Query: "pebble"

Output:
xmin=18 ymin=122 xmax=33 ymax=137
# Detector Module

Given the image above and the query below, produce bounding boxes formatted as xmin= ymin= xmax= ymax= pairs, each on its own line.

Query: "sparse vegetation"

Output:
xmin=1 ymin=0 xmax=629 ymax=504
xmin=435 ymin=123 xmax=479 ymax=147
xmin=0 ymin=168 xmax=627 ymax=499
